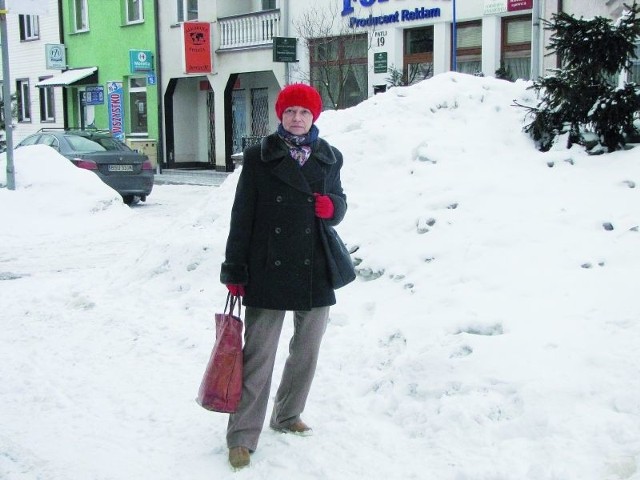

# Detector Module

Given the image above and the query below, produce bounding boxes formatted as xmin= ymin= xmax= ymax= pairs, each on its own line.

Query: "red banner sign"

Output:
xmin=184 ymin=22 xmax=212 ymax=74
xmin=508 ymin=0 xmax=533 ymax=11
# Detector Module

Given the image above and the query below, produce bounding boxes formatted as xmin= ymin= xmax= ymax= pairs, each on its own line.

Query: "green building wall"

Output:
xmin=61 ymin=0 xmax=158 ymax=147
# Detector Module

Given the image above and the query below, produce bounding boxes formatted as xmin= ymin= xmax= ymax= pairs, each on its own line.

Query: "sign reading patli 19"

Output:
xmin=183 ymin=22 xmax=212 ymax=74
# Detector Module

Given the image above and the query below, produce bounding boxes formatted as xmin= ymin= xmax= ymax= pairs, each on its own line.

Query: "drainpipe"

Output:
xmin=0 ymin=0 xmax=15 ymax=189
xmin=154 ymin=0 xmax=164 ymax=173
xmin=283 ymin=0 xmax=290 ymax=85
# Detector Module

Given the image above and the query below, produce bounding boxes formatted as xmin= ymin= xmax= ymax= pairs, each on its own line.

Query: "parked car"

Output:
xmin=16 ymin=129 xmax=154 ymax=204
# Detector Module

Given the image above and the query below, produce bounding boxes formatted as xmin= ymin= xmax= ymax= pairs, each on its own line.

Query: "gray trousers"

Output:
xmin=226 ymin=306 xmax=330 ymax=451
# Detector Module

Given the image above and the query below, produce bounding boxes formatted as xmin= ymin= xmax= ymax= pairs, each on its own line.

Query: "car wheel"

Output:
xmin=122 ymin=195 xmax=135 ymax=205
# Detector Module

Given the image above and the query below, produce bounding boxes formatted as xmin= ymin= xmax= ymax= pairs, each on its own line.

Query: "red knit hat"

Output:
xmin=275 ymin=84 xmax=323 ymax=122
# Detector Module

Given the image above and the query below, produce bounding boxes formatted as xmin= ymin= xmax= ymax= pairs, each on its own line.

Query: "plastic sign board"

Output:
xmin=273 ymin=37 xmax=297 ymax=63
xmin=45 ymin=44 xmax=66 ymax=70
xmin=374 ymin=52 xmax=388 ymax=73
xmin=130 ymin=50 xmax=153 ymax=73
xmin=183 ymin=22 xmax=212 ymax=73
xmin=83 ymin=86 xmax=104 ymax=106
xmin=107 ymin=82 xmax=125 ymax=141
xmin=484 ymin=0 xmax=532 ymax=14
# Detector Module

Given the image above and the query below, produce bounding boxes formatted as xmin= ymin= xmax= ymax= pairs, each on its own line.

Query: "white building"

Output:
xmin=2 ymin=0 xmax=65 ymax=145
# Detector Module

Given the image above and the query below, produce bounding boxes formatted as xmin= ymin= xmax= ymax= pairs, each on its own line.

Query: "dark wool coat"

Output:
xmin=220 ymin=131 xmax=347 ymax=311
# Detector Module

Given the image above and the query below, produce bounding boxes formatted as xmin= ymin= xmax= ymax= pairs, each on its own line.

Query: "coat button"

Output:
xmin=307 ymin=196 xmax=314 ymax=202
xmin=275 ymin=227 xmax=281 ymax=234
xmin=305 ymin=228 xmax=311 ymax=234
xmin=304 ymin=259 xmax=311 ymax=265
xmin=274 ymin=260 xmax=281 ymax=266
xmin=276 ymin=195 xmax=283 ymax=202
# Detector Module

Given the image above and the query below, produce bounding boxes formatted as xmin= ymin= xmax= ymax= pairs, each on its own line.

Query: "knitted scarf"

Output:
xmin=278 ymin=124 xmax=319 ymax=167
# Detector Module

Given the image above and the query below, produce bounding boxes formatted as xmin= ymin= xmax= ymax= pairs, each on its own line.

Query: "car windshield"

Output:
xmin=65 ymin=135 xmax=107 ymax=153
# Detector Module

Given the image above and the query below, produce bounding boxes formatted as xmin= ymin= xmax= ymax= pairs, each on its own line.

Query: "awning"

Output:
xmin=36 ymin=67 xmax=98 ymax=87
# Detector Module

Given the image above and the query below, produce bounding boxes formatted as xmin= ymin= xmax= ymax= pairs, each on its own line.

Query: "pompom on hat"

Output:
xmin=275 ymin=83 xmax=323 ymax=122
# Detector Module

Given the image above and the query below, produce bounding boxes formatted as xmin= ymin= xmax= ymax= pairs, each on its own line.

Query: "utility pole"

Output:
xmin=0 ymin=0 xmax=15 ymax=190
xmin=452 ymin=0 xmax=457 ymax=71
xmin=531 ymin=0 xmax=541 ymax=80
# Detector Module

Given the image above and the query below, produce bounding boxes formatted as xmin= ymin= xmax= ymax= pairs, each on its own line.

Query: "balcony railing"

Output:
xmin=218 ymin=10 xmax=281 ymax=50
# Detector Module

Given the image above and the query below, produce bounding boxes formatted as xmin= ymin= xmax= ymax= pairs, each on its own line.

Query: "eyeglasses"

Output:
xmin=283 ymin=108 xmax=313 ymax=119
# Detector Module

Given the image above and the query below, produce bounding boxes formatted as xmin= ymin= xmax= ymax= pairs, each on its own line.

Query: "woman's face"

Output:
xmin=281 ymin=106 xmax=313 ymax=135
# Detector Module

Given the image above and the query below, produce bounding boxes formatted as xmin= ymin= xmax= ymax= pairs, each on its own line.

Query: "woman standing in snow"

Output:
xmin=220 ymin=83 xmax=350 ymax=470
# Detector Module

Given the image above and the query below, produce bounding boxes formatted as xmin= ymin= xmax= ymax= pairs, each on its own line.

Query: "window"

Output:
xmin=177 ymin=0 xmax=198 ymax=22
xmin=454 ymin=21 xmax=482 ymax=75
xmin=73 ymin=0 xmax=89 ymax=32
xmin=129 ymin=77 xmax=148 ymax=135
xmin=404 ymin=26 xmax=434 ymax=84
xmin=501 ymin=15 xmax=532 ymax=80
xmin=38 ymin=80 xmax=55 ymax=122
xmin=630 ymin=41 xmax=640 ymax=83
xmin=251 ymin=88 xmax=269 ymax=136
xmin=126 ymin=0 xmax=143 ymax=23
xmin=17 ymin=79 xmax=31 ymax=123
xmin=310 ymin=34 xmax=368 ymax=110
xmin=19 ymin=15 xmax=39 ymax=41
xmin=262 ymin=0 xmax=276 ymax=9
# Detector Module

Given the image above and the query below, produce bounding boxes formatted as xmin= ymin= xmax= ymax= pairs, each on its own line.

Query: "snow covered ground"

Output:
xmin=1 ymin=73 xmax=639 ymax=480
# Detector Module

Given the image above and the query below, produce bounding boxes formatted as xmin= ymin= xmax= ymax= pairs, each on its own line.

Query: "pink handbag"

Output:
xmin=197 ymin=294 xmax=243 ymax=413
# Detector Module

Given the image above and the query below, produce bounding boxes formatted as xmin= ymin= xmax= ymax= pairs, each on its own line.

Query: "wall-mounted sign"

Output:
xmin=348 ymin=7 xmax=442 ymax=28
xmin=82 ymin=86 xmax=104 ymax=106
xmin=484 ymin=0 xmax=533 ymax=15
xmin=129 ymin=50 xmax=153 ymax=73
xmin=374 ymin=52 xmax=388 ymax=74
xmin=341 ymin=0 xmax=451 ymax=17
xmin=107 ymin=81 xmax=125 ymax=141
xmin=183 ymin=21 xmax=212 ymax=73
xmin=45 ymin=44 xmax=66 ymax=70
xmin=273 ymin=37 xmax=297 ymax=63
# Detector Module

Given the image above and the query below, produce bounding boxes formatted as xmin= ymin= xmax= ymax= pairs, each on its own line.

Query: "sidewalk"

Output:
xmin=154 ymin=169 xmax=230 ymax=187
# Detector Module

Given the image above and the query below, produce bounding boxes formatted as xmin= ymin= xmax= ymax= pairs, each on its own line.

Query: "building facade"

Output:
xmin=3 ymin=0 xmax=637 ymax=172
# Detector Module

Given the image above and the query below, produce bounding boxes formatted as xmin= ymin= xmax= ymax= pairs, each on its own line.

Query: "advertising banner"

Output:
xmin=484 ymin=0 xmax=532 ymax=14
xmin=107 ymin=82 xmax=125 ymax=141
xmin=183 ymin=22 xmax=212 ymax=74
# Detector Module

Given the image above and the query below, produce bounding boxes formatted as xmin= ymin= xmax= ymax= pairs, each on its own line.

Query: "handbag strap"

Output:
xmin=225 ymin=292 xmax=242 ymax=318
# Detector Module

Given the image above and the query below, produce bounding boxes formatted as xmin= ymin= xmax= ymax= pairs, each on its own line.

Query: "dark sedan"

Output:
xmin=16 ymin=129 xmax=154 ymax=204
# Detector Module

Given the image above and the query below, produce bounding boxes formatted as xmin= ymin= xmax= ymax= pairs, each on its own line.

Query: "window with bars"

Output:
xmin=310 ymin=34 xmax=368 ymax=110
xmin=73 ymin=0 xmax=89 ymax=32
xmin=38 ymin=81 xmax=55 ymax=122
xmin=501 ymin=15 xmax=531 ymax=80
xmin=17 ymin=79 xmax=31 ymax=123
xmin=177 ymin=0 xmax=198 ymax=22
xmin=454 ymin=21 xmax=482 ymax=75
xmin=19 ymin=15 xmax=39 ymax=41
xmin=126 ymin=0 xmax=144 ymax=23
xmin=251 ymin=88 xmax=269 ymax=137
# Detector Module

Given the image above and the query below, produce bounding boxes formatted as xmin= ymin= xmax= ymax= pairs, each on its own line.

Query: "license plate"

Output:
xmin=108 ymin=164 xmax=133 ymax=172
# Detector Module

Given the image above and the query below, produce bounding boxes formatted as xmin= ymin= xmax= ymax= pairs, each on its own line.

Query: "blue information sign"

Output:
xmin=84 ymin=86 xmax=104 ymax=106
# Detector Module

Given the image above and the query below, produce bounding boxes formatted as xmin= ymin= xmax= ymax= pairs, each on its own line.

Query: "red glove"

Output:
xmin=314 ymin=193 xmax=334 ymax=219
xmin=226 ymin=284 xmax=245 ymax=297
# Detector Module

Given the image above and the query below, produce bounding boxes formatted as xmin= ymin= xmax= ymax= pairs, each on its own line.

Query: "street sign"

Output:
xmin=273 ymin=37 xmax=297 ymax=63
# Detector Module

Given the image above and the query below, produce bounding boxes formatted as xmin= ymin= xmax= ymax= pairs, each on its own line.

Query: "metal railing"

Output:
xmin=218 ymin=9 xmax=281 ymax=50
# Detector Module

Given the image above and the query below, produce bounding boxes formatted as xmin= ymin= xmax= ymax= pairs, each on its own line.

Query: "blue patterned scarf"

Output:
xmin=278 ymin=124 xmax=319 ymax=167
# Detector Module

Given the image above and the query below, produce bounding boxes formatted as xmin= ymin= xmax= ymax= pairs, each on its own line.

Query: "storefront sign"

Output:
xmin=374 ymin=52 xmax=388 ymax=73
xmin=484 ymin=0 xmax=532 ymax=14
xmin=45 ymin=44 xmax=66 ymax=70
xmin=129 ymin=50 xmax=153 ymax=73
xmin=349 ymin=7 xmax=442 ymax=28
xmin=183 ymin=21 xmax=212 ymax=74
xmin=341 ymin=0 xmax=450 ymax=17
xmin=107 ymin=82 xmax=125 ymax=141
xmin=82 ymin=86 xmax=104 ymax=106
xmin=273 ymin=37 xmax=297 ymax=63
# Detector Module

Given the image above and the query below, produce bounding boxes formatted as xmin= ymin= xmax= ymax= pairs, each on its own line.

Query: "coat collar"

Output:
xmin=261 ymin=132 xmax=334 ymax=194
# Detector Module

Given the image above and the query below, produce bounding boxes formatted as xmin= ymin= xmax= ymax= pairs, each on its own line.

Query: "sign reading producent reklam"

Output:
xmin=273 ymin=37 xmax=297 ymax=63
